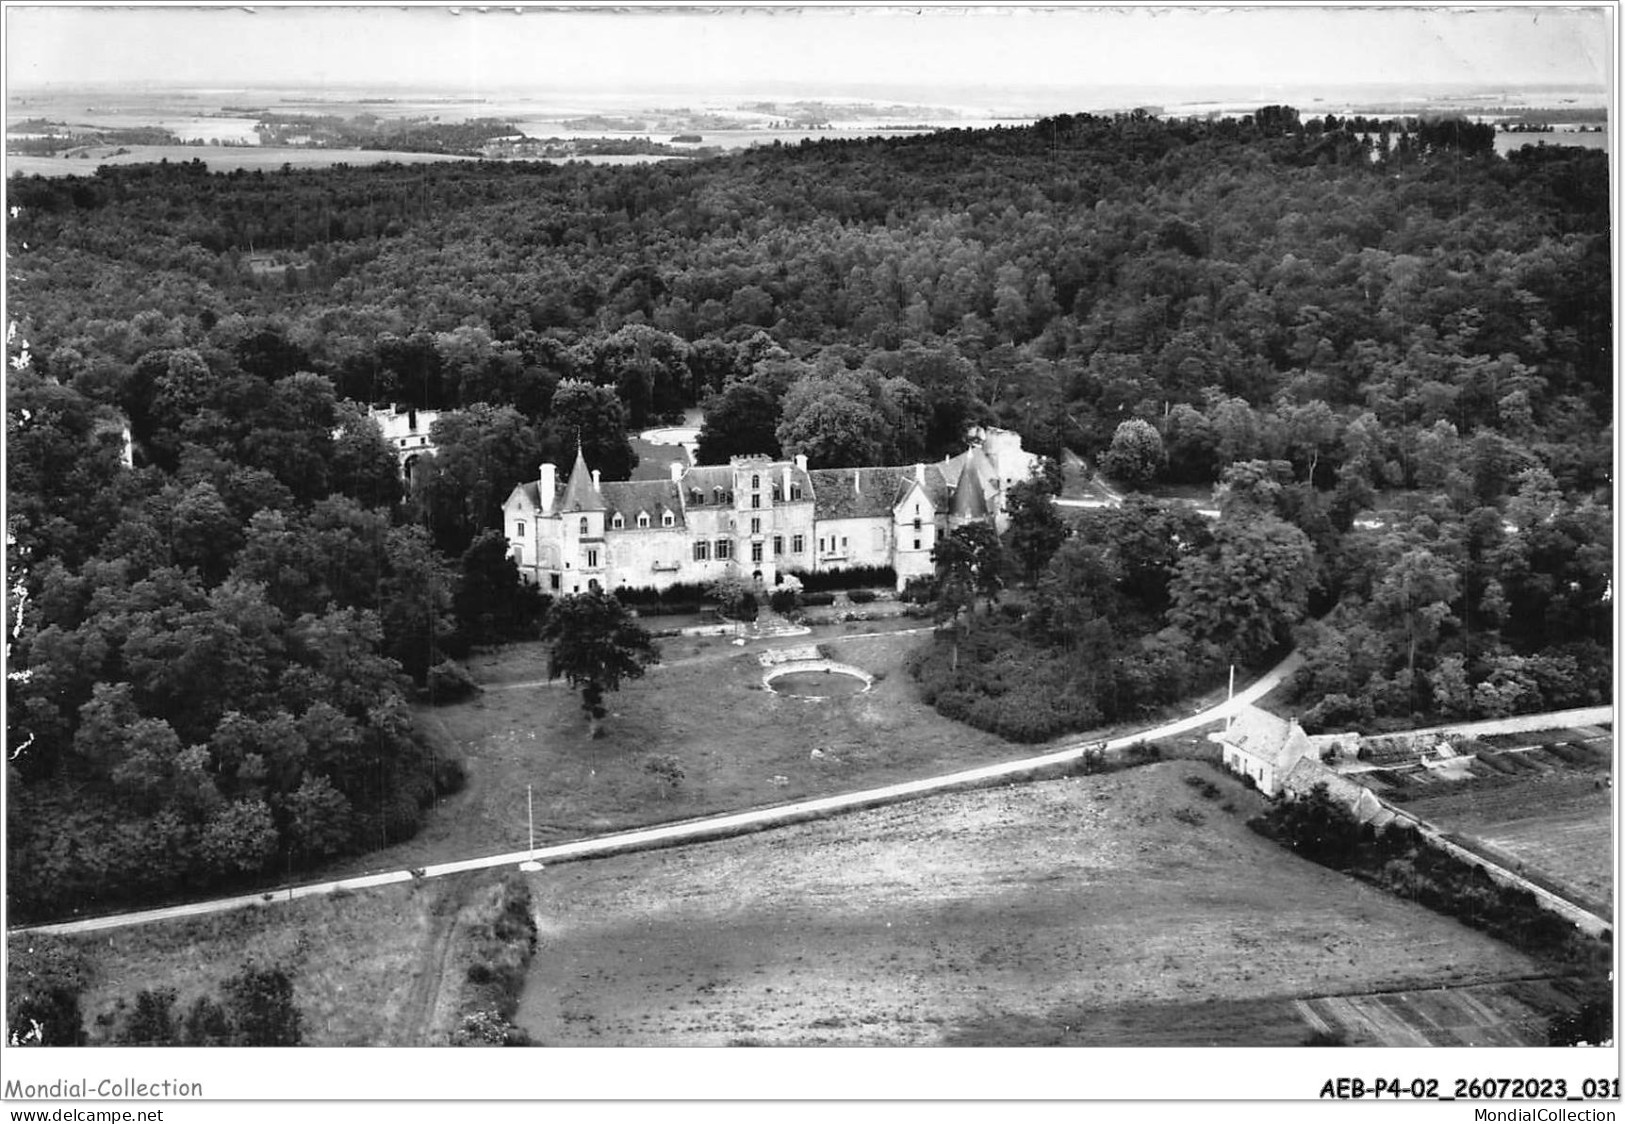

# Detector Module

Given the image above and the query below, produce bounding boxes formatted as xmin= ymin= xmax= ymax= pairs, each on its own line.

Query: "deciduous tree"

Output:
xmin=1168 ymin=513 xmax=1315 ymax=665
xmin=1099 ymin=418 xmax=1166 ymax=488
xmin=695 ymin=382 xmax=781 ymax=464
xmin=1002 ymin=476 xmax=1068 ymax=581
xmin=540 ymin=591 xmax=660 ymax=738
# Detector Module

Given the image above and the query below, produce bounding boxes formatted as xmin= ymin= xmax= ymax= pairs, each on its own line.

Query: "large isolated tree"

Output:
xmin=414 ymin=404 xmax=545 ymax=555
xmin=1002 ymin=475 xmax=1068 ymax=581
xmin=543 ymin=379 xmax=637 ymax=482
xmin=540 ymin=591 xmax=660 ymax=738
xmin=583 ymin=324 xmax=694 ymax=428
xmin=933 ymin=521 xmax=1007 ymax=612
xmin=1167 ymin=512 xmax=1316 ymax=666
xmin=1099 ymin=417 xmax=1167 ymax=488
xmin=775 ymin=370 xmax=888 ymax=469
xmin=695 ymin=382 xmax=781 ymax=464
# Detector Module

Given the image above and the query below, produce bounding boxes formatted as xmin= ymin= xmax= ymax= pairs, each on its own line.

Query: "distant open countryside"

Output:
xmin=5 ymin=82 xmax=1609 ymax=175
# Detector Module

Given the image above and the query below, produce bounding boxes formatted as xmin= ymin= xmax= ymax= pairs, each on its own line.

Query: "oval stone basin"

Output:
xmin=763 ymin=661 xmax=873 ymax=698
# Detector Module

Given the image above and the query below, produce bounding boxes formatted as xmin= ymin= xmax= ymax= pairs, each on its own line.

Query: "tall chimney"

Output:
xmin=794 ymin=453 xmax=808 ymax=473
xmin=591 ymin=469 xmax=601 ymax=488
xmin=853 ymin=468 xmax=861 ymax=496
xmin=782 ymin=462 xmax=792 ymax=499
xmin=915 ymin=462 xmax=925 ymax=486
xmin=669 ymin=461 xmax=684 ymax=483
xmin=539 ymin=463 xmax=556 ymax=514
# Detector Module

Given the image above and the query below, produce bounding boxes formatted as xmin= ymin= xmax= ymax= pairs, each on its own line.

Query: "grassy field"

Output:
xmin=13 ymin=878 xmax=471 ymax=1046
xmin=512 ymin=760 xmax=1549 ymax=1046
xmin=343 ymin=628 xmax=1009 ymax=875
xmin=308 ymin=623 xmax=1237 ymax=881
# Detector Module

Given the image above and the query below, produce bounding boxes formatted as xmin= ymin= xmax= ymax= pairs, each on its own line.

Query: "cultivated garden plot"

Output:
xmin=512 ymin=762 xmax=1546 ymax=1046
xmin=1374 ymin=731 xmax=1614 ymax=913
xmin=1397 ymin=773 xmax=1614 ymax=913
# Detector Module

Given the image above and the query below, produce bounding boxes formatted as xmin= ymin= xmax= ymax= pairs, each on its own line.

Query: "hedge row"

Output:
xmin=787 ymin=565 xmax=896 ymax=593
xmin=1253 ymin=791 xmax=1608 ymax=974
xmin=447 ymin=876 xmax=539 ymax=1047
xmin=614 ymin=582 xmax=712 ymax=607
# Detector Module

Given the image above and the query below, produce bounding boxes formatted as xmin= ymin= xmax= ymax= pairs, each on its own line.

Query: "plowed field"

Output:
xmin=513 ymin=762 xmax=1552 ymax=1046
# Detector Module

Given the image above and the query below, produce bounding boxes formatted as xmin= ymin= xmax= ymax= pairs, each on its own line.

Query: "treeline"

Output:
xmin=6 ymin=362 xmax=547 ymax=921
xmin=911 ymin=484 xmax=1292 ymax=742
xmin=910 ymin=453 xmax=1608 ymax=742
xmin=7 ymin=125 xmax=183 ymax=155
xmin=253 ymin=113 xmax=521 ymax=155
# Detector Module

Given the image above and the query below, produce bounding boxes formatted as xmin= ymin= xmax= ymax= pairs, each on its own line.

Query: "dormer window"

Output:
xmin=690 ymin=488 xmax=703 ymax=505
xmin=712 ymin=487 xmax=723 ymax=504
xmin=611 ymin=513 xmax=624 ymax=530
xmin=790 ymin=484 xmax=803 ymax=500
xmin=662 ymin=510 xmax=674 ymax=527
xmin=637 ymin=512 xmax=650 ymax=529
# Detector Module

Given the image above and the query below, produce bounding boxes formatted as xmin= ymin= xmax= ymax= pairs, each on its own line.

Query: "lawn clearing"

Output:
xmin=15 ymin=878 xmax=477 ymax=1046
xmin=512 ymin=761 xmax=1546 ymax=1046
xmin=340 ymin=629 xmax=1014 ymax=876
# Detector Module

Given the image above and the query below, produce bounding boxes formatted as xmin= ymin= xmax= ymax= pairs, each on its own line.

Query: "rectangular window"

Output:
xmin=818 ymin=537 xmax=825 ymax=553
xmin=751 ymin=542 xmax=763 ymax=563
xmin=750 ymin=517 xmax=761 ymax=535
xmin=841 ymin=536 xmax=848 ymax=548
xmin=716 ymin=539 xmax=731 ymax=560
xmin=773 ymin=535 xmax=784 ymax=556
xmin=693 ymin=541 xmax=709 ymax=562
xmin=793 ymin=534 xmax=804 ymax=553
xmin=914 ymin=539 xmax=921 ymax=551
xmin=516 ymin=521 xmax=526 ymax=537
xmin=751 ymin=494 xmax=761 ymax=509
xmin=586 ymin=549 xmax=599 ymax=568
xmin=549 ymin=573 xmax=561 ymax=591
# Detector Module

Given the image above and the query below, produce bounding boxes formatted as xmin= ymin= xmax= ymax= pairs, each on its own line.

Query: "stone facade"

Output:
xmin=355 ymin=404 xmax=441 ymax=486
xmin=503 ymin=430 xmax=1034 ymax=595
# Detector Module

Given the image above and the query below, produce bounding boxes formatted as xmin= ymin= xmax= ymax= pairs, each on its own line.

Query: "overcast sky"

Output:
xmin=5 ymin=4 xmax=1613 ymax=103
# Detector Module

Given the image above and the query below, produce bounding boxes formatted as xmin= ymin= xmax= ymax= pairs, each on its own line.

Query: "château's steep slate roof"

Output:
xmin=599 ymin=481 xmax=687 ymax=529
xmin=559 ymin=448 xmax=605 ymax=512
xmin=808 ymin=465 xmax=952 ymax=520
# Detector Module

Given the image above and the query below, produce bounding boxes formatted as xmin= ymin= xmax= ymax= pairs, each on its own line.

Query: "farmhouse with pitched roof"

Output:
xmin=1213 ymin=705 xmax=1317 ymax=796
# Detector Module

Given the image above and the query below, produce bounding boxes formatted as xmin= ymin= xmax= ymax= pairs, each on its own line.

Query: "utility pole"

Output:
xmin=519 ymin=784 xmax=543 ymax=872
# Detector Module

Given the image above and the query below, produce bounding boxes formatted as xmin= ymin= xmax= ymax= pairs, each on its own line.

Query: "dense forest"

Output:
xmin=6 ymin=106 xmax=1611 ymax=918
